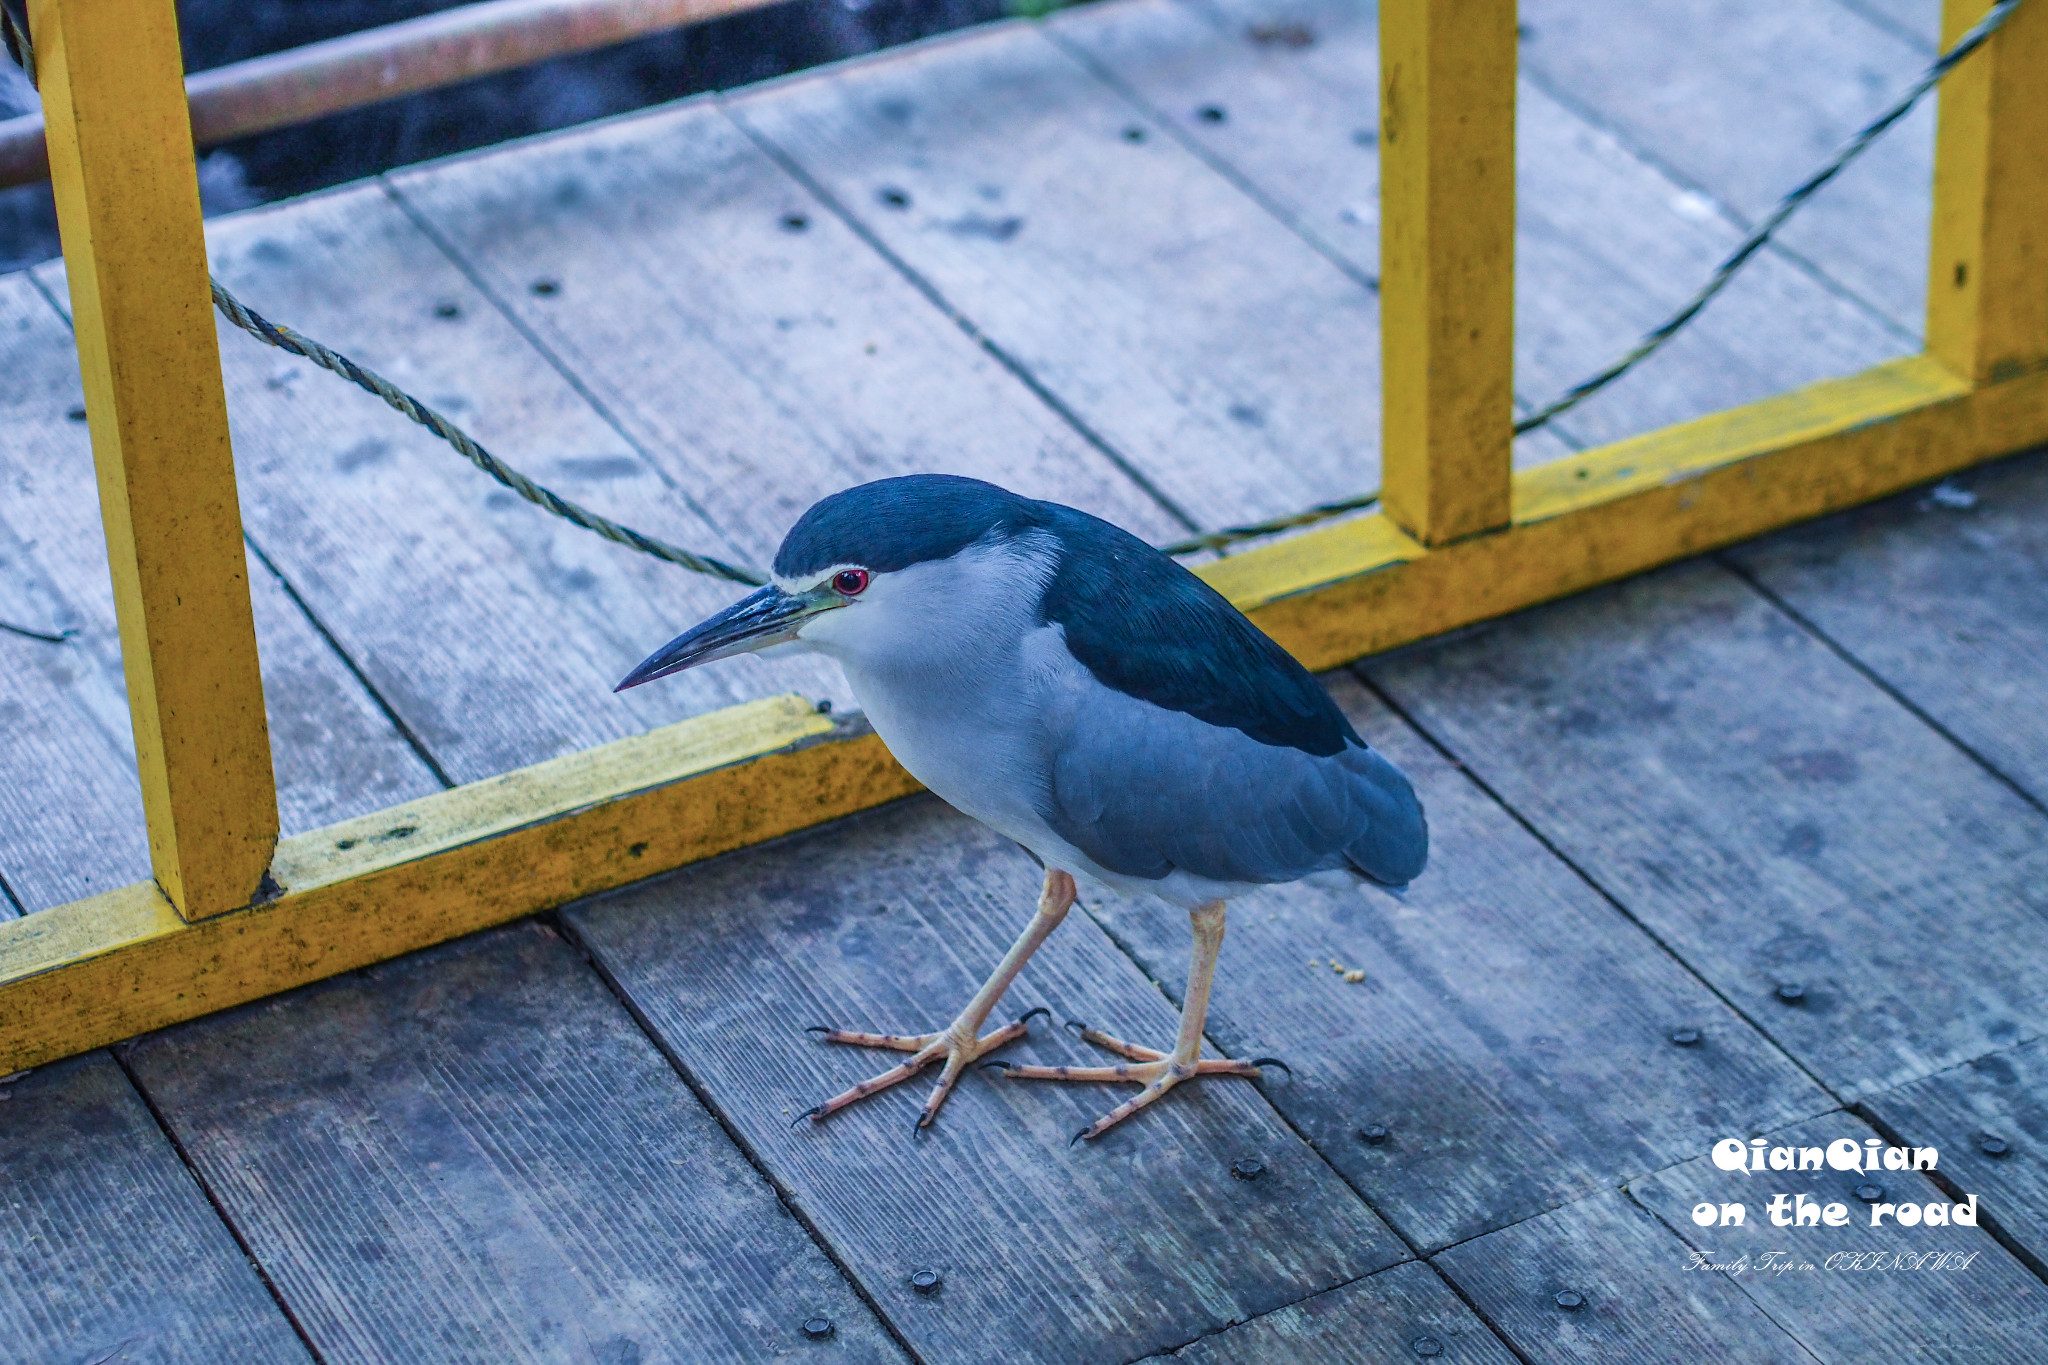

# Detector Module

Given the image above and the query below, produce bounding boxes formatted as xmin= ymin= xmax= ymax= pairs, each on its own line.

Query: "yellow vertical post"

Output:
xmin=1379 ymin=0 xmax=1518 ymax=545
xmin=30 ymin=0 xmax=279 ymax=919
xmin=1927 ymin=0 xmax=2048 ymax=386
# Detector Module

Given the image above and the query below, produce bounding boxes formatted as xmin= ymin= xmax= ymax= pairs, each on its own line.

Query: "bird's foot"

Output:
xmin=792 ymin=1006 xmax=1049 ymax=1133
xmin=984 ymin=1021 xmax=1288 ymax=1142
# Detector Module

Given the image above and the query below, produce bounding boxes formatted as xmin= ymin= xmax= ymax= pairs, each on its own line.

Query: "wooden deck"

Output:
xmin=3 ymin=0 xmax=2045 ymax=1360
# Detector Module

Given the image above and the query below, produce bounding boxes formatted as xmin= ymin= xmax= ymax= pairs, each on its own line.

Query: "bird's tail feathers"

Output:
xmin=1342 ymin=745 xmax=1429 ymax=888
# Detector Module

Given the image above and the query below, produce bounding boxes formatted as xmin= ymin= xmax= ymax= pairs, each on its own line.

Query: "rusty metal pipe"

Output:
xmin=0 ymin=0 xmax=783 ymax=189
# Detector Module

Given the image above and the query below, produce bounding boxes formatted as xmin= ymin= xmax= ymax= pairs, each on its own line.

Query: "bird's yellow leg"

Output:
xmin=794 ymin=868 xmax=1077 ymax=1134
xmin=988 ymin=900 xmax=1286 ymax=1142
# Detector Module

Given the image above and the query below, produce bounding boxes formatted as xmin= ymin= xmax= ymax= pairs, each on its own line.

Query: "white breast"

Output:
xmin=793 ymin=537 xmax=1065 ymax=846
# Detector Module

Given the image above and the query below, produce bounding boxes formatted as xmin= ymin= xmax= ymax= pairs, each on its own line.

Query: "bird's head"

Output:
xmin=615 ymin=474 xmax=1049 ymax=691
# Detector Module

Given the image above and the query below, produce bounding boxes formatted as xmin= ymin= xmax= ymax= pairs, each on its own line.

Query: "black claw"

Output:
xmin=804 ymin=1025 xmax=833 ymax=1036
xmin=1249 ymin=1057 xmax=1294 ymax=1078
xmin=1070 ymin=1124 xmax=1095 ymax=1147
xmin=1017 ymin=1006 xmax=1051 ymax=1027
xmin=789 ymin=1105 xmax=825 ymax=1129
xmin=980 ymin=1061 xmax=1013 ymax=1075
xmin=1063 ymin=1018 xmax=1091 ymax=1036
xmin=911 ymin=1116 xmax=928 ymax=1140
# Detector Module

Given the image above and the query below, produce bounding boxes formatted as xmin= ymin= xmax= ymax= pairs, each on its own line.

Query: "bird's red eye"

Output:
xmin=832 ymin=568 xmax=869 ymax=596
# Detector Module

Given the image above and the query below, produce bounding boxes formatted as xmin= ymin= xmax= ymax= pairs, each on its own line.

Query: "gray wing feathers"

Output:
xmin=1042 ymin=690 xmax=1428 ymax=889
xmin=1340 ymin=743 xmax=1431 ymax=886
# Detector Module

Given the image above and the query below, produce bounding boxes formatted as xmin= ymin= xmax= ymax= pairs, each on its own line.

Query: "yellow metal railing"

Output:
xmin=1379 ymin=0 xmax=1517 ymax=547
xmin=29 ymin=0 xmax=278 ymax=921
xmin=2 ymin=0 xmax=2044 ymax=1072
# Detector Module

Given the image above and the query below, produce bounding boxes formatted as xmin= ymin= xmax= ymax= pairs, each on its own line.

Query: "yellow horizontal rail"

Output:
xmin=7 ymin=351 xmax=2045 ymax=1074
xmin=1218 ymin=352 xmax=2014 ymax=667
xmin=1 ymin=697 xmax=920 ymax=1071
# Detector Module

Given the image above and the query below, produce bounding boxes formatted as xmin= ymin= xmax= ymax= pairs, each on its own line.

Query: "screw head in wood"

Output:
xmin=1359 ymin=1123 xmax=1390 ymax=1145
xmin=1979 ymin=1133 xmax=2010 ymax=1157
xmin=530 ymin=278 xmax=560 ymax=296
xmin=1554 ymin=1289 xmax=1585 ymax=1311
xmin=1855 ymin=1182 xmax=1884 ymax=1203
xmin=1775 ymin=982 xmax=1805 ymax=1004
xmin=802 ymin=1317 xmax=834 ymax=1339
xmin=1412 ymin=1337 xmax=1442 ymax=1357
xmin=1670 ymin=1027 xmax=1701 ymax=1046
xmin=910 ymin=1269 xmax=942 ymax=1295
xmin=1231 ymin=1157 xmax=1265 ymax=1181
xmin=1248 ymin=21 xmax=1314 ymax=47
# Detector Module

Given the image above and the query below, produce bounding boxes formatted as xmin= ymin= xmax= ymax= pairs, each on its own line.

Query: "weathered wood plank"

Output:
xmin=124 ymin=919 xmax=905 ymax=1364
xmin=1861 ymin=1039 xmax=2048 ymax=1274
xmin=1434 ymin=1188 xmax=1823 ymax=1364
xmin=1630 ymin=1111 xmax=2048 ymax=1362
xmin=1517 ymin=0 xmax=1933 ymax=332
xmin=1160 ymin=1261 xmax=1520 ymax=1364
xmin=1365 ymin=559 xmax=2048 ymax=1098
xmin=0 ymin=1051 xmax=312 ymax=1365
xmin=0 ymin=479 xmax=150 ymax=912
xmin=1727 ymin=449 xmax=2048 ymax=807
xmin=1053 ymin=0 xmax=1905 ymax=455
xmin=564 ymin=798 xmax=1406 ymax=1365
xmin=0 ymin=272 xmax=441 ymax=914
xmin=728 ymin=22 xmax=1394 ymax=530
xmin=1083 ymin=673 xmax=1827 ymax=1252
xmin=388 ymin=95 xmax=1188 ymax=563
xmin=40 ymin=183 xmax=857 ymax=789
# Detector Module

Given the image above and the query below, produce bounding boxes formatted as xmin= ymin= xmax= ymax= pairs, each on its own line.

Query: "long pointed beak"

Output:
xmin=615 ymin=585 xmax=834 ymax=691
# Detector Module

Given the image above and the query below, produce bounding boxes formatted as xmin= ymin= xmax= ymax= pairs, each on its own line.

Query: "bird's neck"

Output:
xmin=812 ymin=540 xmax=1062 ymax=831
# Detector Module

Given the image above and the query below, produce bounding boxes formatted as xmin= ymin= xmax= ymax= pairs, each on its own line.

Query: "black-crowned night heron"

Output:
xmin=618 ymin=475 xmax=1427 ymax=1142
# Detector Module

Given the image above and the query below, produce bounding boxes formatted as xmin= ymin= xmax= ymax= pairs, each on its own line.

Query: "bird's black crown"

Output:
xmin=773 ymin=474 xmax=1045 ymax=579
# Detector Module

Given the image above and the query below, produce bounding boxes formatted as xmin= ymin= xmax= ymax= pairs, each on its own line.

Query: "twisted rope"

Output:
xmin=206 ymin=283 xmax=765 ymax=585
xmin=1512 ymin=0 xmax=2026 ymax=437
xmin=0 ymin=617 xmax=73 ymax=643
xmin=1158 ymin=490 xmax=1380 ymax=558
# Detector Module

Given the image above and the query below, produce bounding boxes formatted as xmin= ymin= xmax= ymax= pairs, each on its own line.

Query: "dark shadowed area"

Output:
xmin=0 ymin=0 xmax=1019 ymax=272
